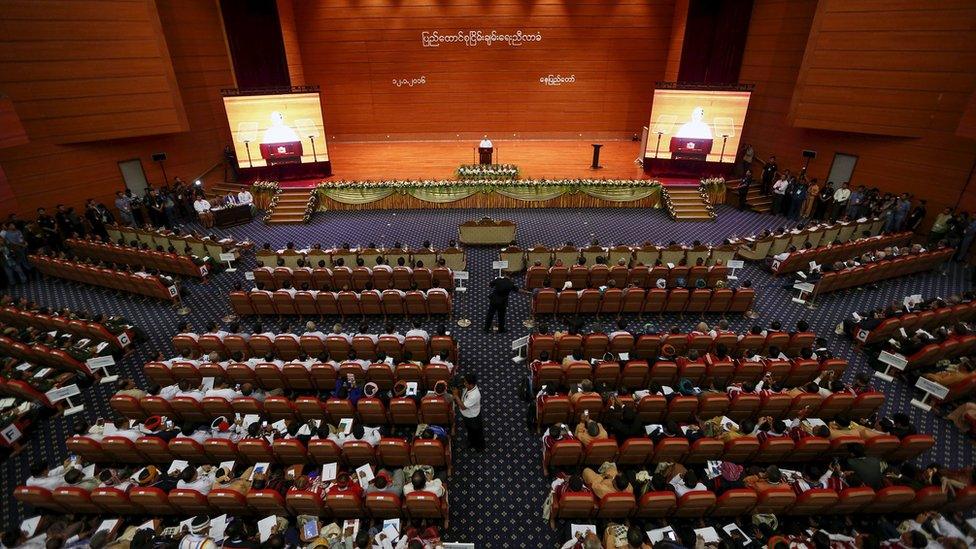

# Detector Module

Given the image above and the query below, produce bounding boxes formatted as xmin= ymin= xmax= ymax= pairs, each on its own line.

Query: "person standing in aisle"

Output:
xmin=485 ymin=271 xmax=521 ymax=333
xmin=452 ymin=374 xmax=484 ymax=451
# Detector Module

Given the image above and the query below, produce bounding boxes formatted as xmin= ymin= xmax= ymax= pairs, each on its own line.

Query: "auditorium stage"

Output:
xmin=268 ymin=139 xmax=654 ymax=187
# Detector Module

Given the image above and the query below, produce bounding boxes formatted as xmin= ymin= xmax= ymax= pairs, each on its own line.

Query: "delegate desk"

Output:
xmin=211 ymin=204 xmax=253 ymax=229
xmin=458 ymin=218 xmax=516 ymax=245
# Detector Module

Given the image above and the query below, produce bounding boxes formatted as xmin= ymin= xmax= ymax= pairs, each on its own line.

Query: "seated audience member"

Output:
xmin=574 ymin=418 xmax=609 ymax=446
xmin=403 ymin=468 xmax=446 ymax=498
xmin=177 ymin=464 xmax=216 ymax=495
xmin=743 ymin=465 xmax=786 ymax=492
xmin=845 ymin=443 xmax=885 ymax=490
xmin=581 ymin=463 xmax=632 ymax=498
xmin=668 ymin=468 xmax=707 ymax=497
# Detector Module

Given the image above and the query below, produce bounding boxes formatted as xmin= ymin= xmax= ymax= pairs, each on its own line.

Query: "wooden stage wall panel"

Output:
xmin=321 ymin=140 xmax=651 ymax=182
xmin=788 ymin=0 xmax=976 ymax=137
xmin=0 ymin=0 xmax=235 ymax=217
xmin=292 ymin=0 xmax=675 ymax=139
xmin=739 ymin=0 xmax=976 ymax=222
xmin=0 ymin=0 xmax=189 ymax=143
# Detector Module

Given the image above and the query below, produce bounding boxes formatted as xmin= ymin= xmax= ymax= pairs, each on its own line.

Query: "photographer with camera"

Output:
xmin=451 ymin=373 xmax=484 ymax=451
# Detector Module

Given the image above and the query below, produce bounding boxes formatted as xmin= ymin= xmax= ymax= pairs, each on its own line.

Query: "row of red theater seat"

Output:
xmin=65 ymin=434 xmax=450 ymax=471
xmin=924 ymin=371 xmax=976 ymax=406
xmin=534 ymin=357 xmax=848 ymax=391
xmin=256 ymin=246 xmax=464 ymax=271
xmin=144 ymin=360 xmax=454 ymax=393
xmin=550 ymin=482 xmax=972 ymax=521
xmin=543 ymin=433 xmax=934 ymax=474
xmin=528 ymin=330 xmax=818 ymax=360
xmin=15 ymin=483 xmax=448 ymax=522
xmin=535 ymin=390 xmax=884 ymax=429
xmin=171 ymin=333 xmax=458 ymax=363
xmin=900 ymin=334 xmax=976 ymax=372
xmin=31 ymin=255 xmax=179 ymax=302
xmin=111 ymin=394 xmax=453 ymax=427
xmin=0 ymin=334 xmax=92 ymax=376
xmin=0 ymin=305 xmax=132 ymax=350
xmin=254 ymin=265 xmax=455 ymax=292
xmin=0 ymin=378 xmax=54 ymax=407
xmin=67 ymin=238 xmax=209 ymax=279
xmin=524 ymin=264 xmax=728 ymax=290
xmin=770 ymin=232 xmax=913 ymax=275
xmin=855 ymin=300 xmax=976 ymax=345
xmin=229 ymin=290 xmax=451 ymax=318
xmin=812 ymin=249 xmax=953 ymax=297
xmin=532 ymin=287 xmax=755 ymax=317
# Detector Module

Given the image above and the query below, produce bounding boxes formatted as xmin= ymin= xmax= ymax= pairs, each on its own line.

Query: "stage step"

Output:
xmin=662 ymin=185 xmax=716 ymax=222
xmin=265 ymin=188 xmax=316 ymax=224
xmin=740 ymin=186 xmax=772 ymax=212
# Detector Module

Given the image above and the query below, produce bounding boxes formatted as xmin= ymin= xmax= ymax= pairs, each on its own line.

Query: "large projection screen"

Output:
xmin=643 ymin=89 xmax=751 ymax=163
xmin=223 ymin=92 xmax=329 ymax=168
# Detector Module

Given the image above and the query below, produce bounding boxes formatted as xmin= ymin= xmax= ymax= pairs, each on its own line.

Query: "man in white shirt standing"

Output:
xmin=452 ymin=373 xmax=484 ymax=451
xmin=772 ymin=175 xmax=790 ymax=216
xmin=831 ymin=182 xmax=852 ymax=221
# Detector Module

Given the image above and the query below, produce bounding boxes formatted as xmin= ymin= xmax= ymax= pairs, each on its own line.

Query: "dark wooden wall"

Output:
xmin=0 ymin=0 xmax=235 ymax=217
xmin=740 ymin=0 xmax=976 ymax=219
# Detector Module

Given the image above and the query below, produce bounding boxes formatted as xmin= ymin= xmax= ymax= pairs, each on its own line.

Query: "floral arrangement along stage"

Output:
xmin=251 ymin=181 xmax=281 ymax=192
xmin=302 ymin=190 xmax=318 ymax=223
xmin=700 ymin=176 xmax=726 ymax=192
xmin=314 ymin=178 xmax=662 ymax=191
xmin=309 ymin=178 xmax=662 ymax=209
xmin=456 ymin=163 xmax=519 ymax=180
xmin=700 ymin=176 xmax=726 ymax=207
xmin=250 ymin=180 xmax=282 ymax=222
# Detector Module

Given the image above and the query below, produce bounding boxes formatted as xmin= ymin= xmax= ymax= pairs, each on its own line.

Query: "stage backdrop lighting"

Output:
xmin=643 ymin=89 xmax=751 ymax=163
xmin=223 ymin=92 xmax=328 ymax=168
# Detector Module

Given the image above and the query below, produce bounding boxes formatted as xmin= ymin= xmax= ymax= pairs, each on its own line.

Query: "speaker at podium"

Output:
xmin=478 ymin=136 xmax=494 ymax=165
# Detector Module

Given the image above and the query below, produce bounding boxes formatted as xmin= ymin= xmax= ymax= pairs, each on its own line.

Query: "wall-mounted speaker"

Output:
xmin=151 ymin=152 xmax=167 ymax=162
xmin=802 ymin=149 xmax=817 ymax=159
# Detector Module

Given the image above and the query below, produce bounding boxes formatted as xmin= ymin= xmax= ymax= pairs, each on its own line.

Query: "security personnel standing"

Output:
xmin=486 ymin=271 xmax=519 ymax=333
xmin=452 ymin=373 xmax=484 ymax=451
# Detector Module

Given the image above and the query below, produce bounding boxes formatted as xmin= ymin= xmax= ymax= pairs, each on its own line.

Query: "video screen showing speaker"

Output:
xmin=223 ymin=91 xmax=329 ymax=168
xmin=643 ymin=88 xmax=751 ymax=163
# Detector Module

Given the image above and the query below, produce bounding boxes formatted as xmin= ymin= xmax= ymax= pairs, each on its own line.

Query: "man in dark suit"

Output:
xmin=761 ymin=155 xmax=777 ymax=194
xmin=738 ymin=170 xmax=753 ymax=211
xmin=486 ymin=272 xmax=520 ymax=333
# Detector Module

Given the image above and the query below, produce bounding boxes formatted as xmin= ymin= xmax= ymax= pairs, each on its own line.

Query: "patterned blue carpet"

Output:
xmin=2 ymin=204 xmax=973 ymax=547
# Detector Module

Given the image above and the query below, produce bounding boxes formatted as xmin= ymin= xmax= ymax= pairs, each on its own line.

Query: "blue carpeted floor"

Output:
xmin=2 ymin=204 xmax=973 ymax=547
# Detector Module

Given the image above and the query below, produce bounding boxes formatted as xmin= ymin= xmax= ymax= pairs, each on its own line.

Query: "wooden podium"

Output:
xmin=478 ymin=146 xmax=493 ymax=165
